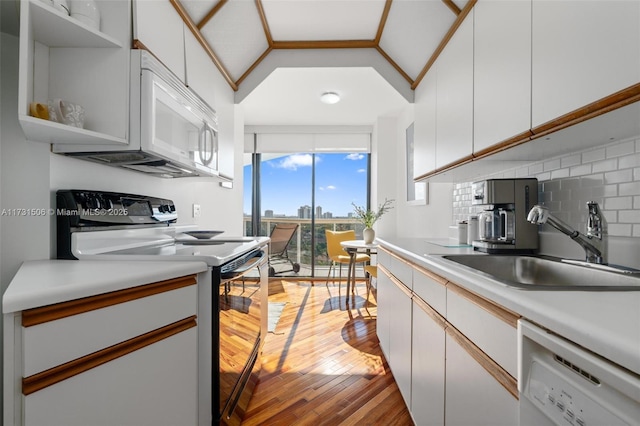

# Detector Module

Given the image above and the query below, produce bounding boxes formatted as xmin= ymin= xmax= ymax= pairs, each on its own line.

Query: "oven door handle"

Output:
xmin=225 ymin=250 xmax=267 ymax=276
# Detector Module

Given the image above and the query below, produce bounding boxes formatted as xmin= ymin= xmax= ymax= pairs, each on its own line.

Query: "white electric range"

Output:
xmin=56 ymin=190 xmax=269 ymax=426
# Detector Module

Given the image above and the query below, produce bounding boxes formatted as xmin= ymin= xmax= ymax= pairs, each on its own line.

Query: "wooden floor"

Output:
xmin=241 ymin=279 xmax=414 ymax=426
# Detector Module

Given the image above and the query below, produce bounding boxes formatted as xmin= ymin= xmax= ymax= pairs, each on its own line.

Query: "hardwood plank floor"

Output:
xmin=242 ymin=279 xmax=414 ymax=425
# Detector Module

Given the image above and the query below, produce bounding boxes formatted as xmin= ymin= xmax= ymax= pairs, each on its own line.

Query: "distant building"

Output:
xmin=264 ymin=210 xmax=274 ymax=218
xmin=316 ymin=206 xmax=322 ymax=218
xmin=324 ymin=212 xmax=333 ymax=218
xmin=298 ymin=205 xmax=311 ymax=219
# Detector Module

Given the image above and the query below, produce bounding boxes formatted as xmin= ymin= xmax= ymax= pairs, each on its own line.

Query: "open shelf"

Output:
xmin=19 ymin=115 xmax=127 ymax=145
xmin=30 ymin=0 xmax=123 ymax=48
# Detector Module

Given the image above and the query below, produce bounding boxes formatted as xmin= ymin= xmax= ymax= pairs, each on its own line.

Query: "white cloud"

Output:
xmin=357 ymin=168 xmax=366 ymax=173
xmin=319 ymin=185 xmax=337 ymax=191
xmin=345 ymin=153 xmax=364 ymax=161
xmin=274 ymin=154 xmax=316 ymax=170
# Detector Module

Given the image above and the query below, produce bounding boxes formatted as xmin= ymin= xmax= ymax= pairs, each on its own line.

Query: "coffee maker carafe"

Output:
xmin=471 ymin=178 xmax=538 ymax=253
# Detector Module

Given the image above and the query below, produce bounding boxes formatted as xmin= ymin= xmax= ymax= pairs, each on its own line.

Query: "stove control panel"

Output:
xmin=56 ymin=190 xmax=177 ymax=227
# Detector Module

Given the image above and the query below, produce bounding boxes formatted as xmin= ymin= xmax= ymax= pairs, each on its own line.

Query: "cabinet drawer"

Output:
xmin=446 ymin=283 xmax=519 ymax=377
xmin=382 ymin=250 xmax=413 ymax=290
xmin=22 ymin=275 xmax=197 ymax=376
xmin=412 ymin=265 xmax=447 ymax=316
xmin=23 ymin=326 xmax=198 ymax=426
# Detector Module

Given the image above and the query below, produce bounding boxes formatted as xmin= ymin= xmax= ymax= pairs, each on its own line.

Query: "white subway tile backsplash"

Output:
xmin=605 ymin=197 xmax=633 ymax=210
xmin=551 ymin=168 xmax=570 ymax=179
xmin=582 ymin=148 xmax=606 ymax=163
xmin=619 ymin=153 xmax=640 ymax=169
xmin=451 ymin=137 xmax=640 ymax=238
xmin=606 ymin=140 xmax=635 ymax=158
xmin=544 ymin=159 xmax=561 ymax=171
xmin=592 ymin=158 xmax=618 ymax=173
xmin=608 ymin=223 xmax=633 ymax=236
xmin=619 ymin=210 xmax=640 ymax=223
xmin=619 ymin=181 xmax=640 ymax=196
xmin=561 ymin=154 xmax=581 ymax=168
xmin=569 ymin=164 xmax=592 ymax=177
xmin=604 ymin=169 xmax=633 ymax=184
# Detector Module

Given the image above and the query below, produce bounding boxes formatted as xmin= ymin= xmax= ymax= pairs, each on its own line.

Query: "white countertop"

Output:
xmin=2 ymin=260 xmax=209 ymax=314
xmin=377 ymin=237 xmax=640 ymax=376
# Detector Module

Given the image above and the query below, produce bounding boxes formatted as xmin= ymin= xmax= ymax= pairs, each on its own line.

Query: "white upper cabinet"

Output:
xmin=17 ymin=0 xmax=130 ymax=145
xmin=435 ymin=11 xmax=474 ymax=169
xmin=184 ymin=28 xmax=216 ymax=110
xmin=413 ymin=67 xmax=437 ymax=179
xmin=474 ymin=0 xmax=531 ymax=153
xmin=133 ymin=0 xmax=186 ymax=83
xmin=532 ymin=0 xmax=640 ymax=128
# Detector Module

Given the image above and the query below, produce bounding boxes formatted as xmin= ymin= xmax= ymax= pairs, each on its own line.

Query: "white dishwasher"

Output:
xmin=519 ymin=319 xmax=640 ymax=426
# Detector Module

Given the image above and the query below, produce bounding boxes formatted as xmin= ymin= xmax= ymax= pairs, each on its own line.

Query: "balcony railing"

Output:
xmin=243 ymin=216 xmax=370 ymax=277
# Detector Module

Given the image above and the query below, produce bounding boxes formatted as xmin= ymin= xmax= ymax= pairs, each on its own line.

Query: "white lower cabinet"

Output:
xmin=387 ymin=275 xmax=413 ymax=408
xmin=444 ymin=329 xmax=519 ymax=426
xmin=23 ymin=327 xmax=198 ymax=426
xmin=377 ymin=248 xmax=520 ymax=425
xmin=376 ymin=267 xmax=391 ymax=360
xmin=8 ymin=275 xmax=199 ymax=426
xmin=411 ymin=298 xmax=445 ymax=426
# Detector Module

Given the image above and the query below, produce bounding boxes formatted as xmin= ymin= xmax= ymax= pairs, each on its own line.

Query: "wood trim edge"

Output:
xmin=379 ymin=264 xmax=412 ymax=298
xmin=22 ymin=316 xmax=197 ymax=396
xmin=447 ymin=281 xmax=520 ymax=328
xmin=413 ymin=295 xmax=446 ymax=330
xmin=22 ymin=275 xmax=197 ymax=327
xmin=446 ymin=324 xmax=519 ymax=400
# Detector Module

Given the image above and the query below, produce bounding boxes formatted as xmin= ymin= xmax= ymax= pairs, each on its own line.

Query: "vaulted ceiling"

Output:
xmin=172 ymin=0 xmax=473 ymax=95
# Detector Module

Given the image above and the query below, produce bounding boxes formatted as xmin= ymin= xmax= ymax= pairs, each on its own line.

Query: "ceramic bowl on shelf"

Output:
xmin=48 ymin=99 xmax=85 ymax=128
xmin=69 ymin=0 xmax=100 ymax=31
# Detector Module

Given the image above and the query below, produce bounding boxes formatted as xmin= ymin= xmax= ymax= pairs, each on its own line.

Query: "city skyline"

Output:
xmin=243 ymin=152 xmax=368 ymax=217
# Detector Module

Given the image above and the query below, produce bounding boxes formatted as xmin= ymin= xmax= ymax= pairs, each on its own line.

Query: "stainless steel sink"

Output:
xmin=440 ymin=254 xmax=640 ymax=290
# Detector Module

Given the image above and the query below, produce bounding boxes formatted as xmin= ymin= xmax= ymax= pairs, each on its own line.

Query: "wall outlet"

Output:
xmin=192 ymin=204 xmax=201 ymax=218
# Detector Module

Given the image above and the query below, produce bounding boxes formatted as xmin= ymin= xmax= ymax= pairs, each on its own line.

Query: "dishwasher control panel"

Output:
xmin=525 ymin=359 xmax=625 ymax=426
xmin=519 ymin=320 xmax=640 ymax=426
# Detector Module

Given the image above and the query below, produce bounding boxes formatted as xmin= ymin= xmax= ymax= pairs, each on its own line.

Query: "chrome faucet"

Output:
xmin=527 ymin=202 xmax=607 ymax=264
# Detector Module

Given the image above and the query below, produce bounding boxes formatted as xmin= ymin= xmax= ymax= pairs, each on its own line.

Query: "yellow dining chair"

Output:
xmin=364 ymin=264 xmax=377 ymax=302
xmin=325 ymin=230 xmax=370 ymax=293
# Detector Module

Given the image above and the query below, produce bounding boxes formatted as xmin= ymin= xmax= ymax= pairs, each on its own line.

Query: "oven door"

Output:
xmin=217 ymin=249 xmax=268 ymax=426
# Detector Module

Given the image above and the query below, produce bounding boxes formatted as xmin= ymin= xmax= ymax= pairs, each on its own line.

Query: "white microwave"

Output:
xmin=54 ymin=50 xmax=219 ymax=178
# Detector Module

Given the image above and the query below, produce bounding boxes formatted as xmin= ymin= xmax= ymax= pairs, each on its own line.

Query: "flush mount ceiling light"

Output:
xmin=320 ymin=92 xmax=340 ymax=104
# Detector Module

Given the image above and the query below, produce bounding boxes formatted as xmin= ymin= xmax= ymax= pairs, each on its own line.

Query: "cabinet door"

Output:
xmin=387 ymin=277 xmax=413 ymax=408
xmin=133 ymin=0 xmax=185 ymax=82
xmin=413 ymin=67 xmax=437 ymax=179
xmin=435 ymin=11 xmax=474 ymax=169
xmin=474 ymin=0 xmax=531 ymax=153
xmin=23 ymin=327 xmax=198 ymax=426
xmin=445 ymin=330 xmax=518 ymax=426
xmin=411 ymin=298 xmax=445 ymax=426
xmin=376 ymin=267 xmax=391 ymax=360
xmin=184 ymin=28 xmax=216 ymax=109
xmin=532 ymin=0 xmax=640 ymax=127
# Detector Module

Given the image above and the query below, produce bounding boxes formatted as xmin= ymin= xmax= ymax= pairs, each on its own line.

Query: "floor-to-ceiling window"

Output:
xmin=243 ymin=131 xmax=370 ymax=277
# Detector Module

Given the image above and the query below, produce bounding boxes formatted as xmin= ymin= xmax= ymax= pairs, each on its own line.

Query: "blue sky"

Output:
xmin=243 ymin=153 xmax=368 ymax=217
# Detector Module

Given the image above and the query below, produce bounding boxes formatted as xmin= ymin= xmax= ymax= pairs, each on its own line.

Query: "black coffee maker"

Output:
xmin=471 ymin=178 xmax=539 ymax=254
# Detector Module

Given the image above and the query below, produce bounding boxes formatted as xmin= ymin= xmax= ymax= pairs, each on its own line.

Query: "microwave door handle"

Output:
xmin=199 ymin=122 xmax=214 ymax=166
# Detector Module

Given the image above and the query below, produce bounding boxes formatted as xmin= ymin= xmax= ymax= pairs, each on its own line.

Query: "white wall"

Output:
xmin=373 ymin=104 xmax=454 ymax=240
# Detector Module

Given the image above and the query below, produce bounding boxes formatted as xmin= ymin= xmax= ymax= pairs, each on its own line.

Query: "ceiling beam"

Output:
xmin=171 ymin=0 xmax=238 ymax=91
xmin=412 ymin=0 xmax=476 ymax=90
xmin=442 ymin=0 xmax=462 ymax=16
xmin=376 ymin=46 xmax=414 ymax=86
xmin=255 ymin=0 xmax=274 ymax=47
xmin=375 ymin=0 xmax=393 ymax=44
xmin=236 ymin=47 xmax=273 ymax=87
xmin=272 ymin=40 xmax=377 ymax=49
xmin=197 ymin=0 xmax=227 ymax=29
